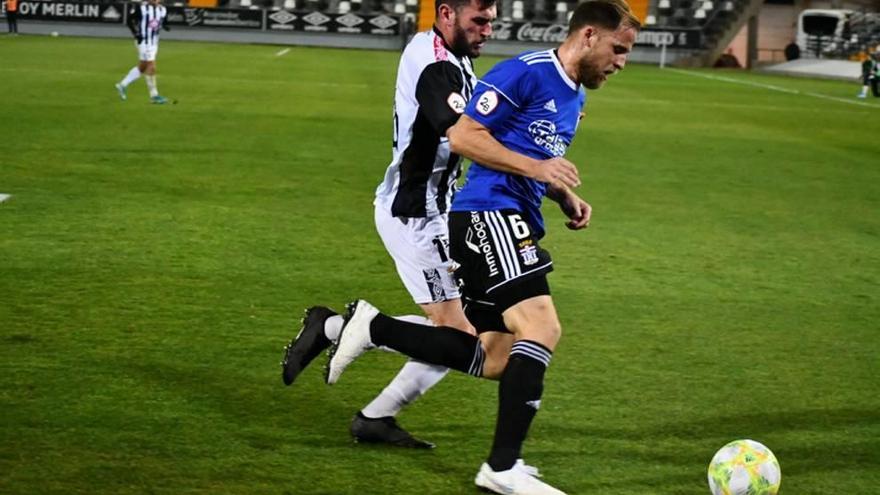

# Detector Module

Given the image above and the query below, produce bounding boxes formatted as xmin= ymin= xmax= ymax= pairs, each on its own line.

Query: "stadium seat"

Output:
xmin=283 ymin=0 xmax=295 ymax=8
xmin=645 ymin=14 xmax=656 ymax=24
xmin=694 ymin=8 xmax=706 ymax=19
xmin=555 ymin=1 xmax=567 ymax=22
xmin=499 ymin=0 xmax=513 ymax=20
xmin=512 ymin=0 xmax=525 ymax=20
xmin=338 ymin=0 xmax=350 ymax=11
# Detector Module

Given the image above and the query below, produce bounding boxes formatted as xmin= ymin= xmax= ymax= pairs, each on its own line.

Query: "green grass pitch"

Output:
xmin=1 ymin=34 xmax=878 ymax=494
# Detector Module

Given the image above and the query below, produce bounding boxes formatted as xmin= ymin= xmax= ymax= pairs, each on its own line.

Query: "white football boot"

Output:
xmin=325 ymin=300 xmax=378 ymax=384
xmin=475 ymin=462 xmax=566 ymax=495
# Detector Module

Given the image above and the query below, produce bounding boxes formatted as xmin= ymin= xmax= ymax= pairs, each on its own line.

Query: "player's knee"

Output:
xmin=480 ymin=347 xmax=509 ymax=379
xmin=481 ymin=357 xmax=507 ymax=379
xmin=518 ymin=321 xmax=562 ymax=350
xmin=422 ymin=304 xmax=474 ymax=334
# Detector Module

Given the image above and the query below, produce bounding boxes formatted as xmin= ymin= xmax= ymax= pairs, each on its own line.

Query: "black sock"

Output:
xmin=369 ymin=313 xmax=485 ymax=376
xmin=488 ymin=340 xmax=551 ymax=472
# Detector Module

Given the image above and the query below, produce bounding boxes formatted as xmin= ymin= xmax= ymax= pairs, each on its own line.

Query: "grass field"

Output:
xmin=1 ymin=34 xmax=878 ymax=494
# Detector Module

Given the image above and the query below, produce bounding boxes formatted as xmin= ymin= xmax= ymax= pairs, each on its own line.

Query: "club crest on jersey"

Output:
xmin=528 ymin=120 xmax=567 ymax=157
xmin=476 ymin=91 xmax=499 ymax=116
xmin=447 ymin=92 xmax=466 ymax=114
xmin=518 ymin=244 xmax=539 ymax=266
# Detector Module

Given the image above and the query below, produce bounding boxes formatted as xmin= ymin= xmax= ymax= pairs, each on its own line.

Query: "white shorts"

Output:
xmin=137 ymin=42 xmax=158 ymax=62
xmin=374 ymin=203 xmax=460 ymax=305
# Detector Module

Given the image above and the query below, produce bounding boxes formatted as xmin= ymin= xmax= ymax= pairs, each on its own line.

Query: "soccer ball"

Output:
xmin=707 ymin=439 xmax=781 ymax=495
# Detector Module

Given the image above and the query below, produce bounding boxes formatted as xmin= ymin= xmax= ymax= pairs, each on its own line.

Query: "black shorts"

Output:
xmin=449 ymin=209 xmax=553 ymax=332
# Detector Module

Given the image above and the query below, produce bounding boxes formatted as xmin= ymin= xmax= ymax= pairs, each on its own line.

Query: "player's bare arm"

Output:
xmin=546 ymin=183 xmax=592 ymax=230
xmin=447 ymin=114 xmax=581 ymax=189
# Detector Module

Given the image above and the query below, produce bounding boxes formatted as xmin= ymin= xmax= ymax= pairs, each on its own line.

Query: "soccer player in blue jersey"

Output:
xmin=326 ymin=0 xmax=640 ymax=493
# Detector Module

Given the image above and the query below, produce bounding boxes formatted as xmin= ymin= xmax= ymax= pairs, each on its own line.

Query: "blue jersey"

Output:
xmin=451 ymin=49 xmax=586 ymax=238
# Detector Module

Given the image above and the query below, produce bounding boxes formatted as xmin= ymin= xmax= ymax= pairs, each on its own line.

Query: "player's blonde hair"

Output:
xmin=568 ymin=0 xmax=642 ymax=34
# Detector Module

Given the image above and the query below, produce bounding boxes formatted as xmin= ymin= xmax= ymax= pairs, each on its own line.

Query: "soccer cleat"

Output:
xmin=475 ymin=462 xmax=566 ymax=495
xmin=115 ymin=83 xmax=127 ymax=101
xmin=151 ymin=95 xmax=169 ymax=104
xmin=281 ymin=306 xmax=337 ymax=386
xmin=516 ymin=459 xmax=542 ymax=478
xmin=857 ymin=93 xmax=867 ymax=99
xmin=325 ymin=299 xmax=378 ymax=384
xmin=350 ymin=412 xmax=435 ymax=449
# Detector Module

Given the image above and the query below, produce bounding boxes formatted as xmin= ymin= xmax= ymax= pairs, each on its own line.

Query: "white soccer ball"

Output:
xmin=707 ymin=439 xmax=781 ymax=495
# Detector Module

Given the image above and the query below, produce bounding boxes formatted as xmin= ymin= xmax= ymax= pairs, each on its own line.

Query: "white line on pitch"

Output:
xmin=275 ymin=48 xmax=290 ymax=57
xmin=667 ymin=68 xmax=876 ymax=108
xmin=0 ymin=194 xmax=11 ymax=203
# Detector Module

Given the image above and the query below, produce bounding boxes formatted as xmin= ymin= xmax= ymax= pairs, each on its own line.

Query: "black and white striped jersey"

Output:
xmin=374 ymin=28 xmax=477 ymax=218
xmin=128 ymin=2 xmax=168 ymax=46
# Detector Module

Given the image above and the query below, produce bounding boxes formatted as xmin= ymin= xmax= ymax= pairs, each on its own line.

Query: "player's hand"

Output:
xmin=533 ymin=157 xmax=581 ymax=189
xmin=559 ymin=190 xmax=592 ymax=230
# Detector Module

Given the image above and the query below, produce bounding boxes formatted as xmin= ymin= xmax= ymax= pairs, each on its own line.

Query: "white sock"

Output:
xmin=145 ymin=75 xmax=158 ymax=98
xmin=326 ymin=311 xmax=449 ymax=417
xmin=360 ymin=359 xmax=449 ymax=418
xmin=859 ymin=85 xmax=868 ymax=96
xmin=120 ymin=66 xmax=141 ymax=87
xmin=360 ymin=313 xmax=444 ymax=418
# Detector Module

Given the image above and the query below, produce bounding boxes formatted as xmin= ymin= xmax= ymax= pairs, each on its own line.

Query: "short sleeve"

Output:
xmin=464 ymin=58 xmax=534 ymax=133
xmin=414 ymin=61 xmax=468 ymax=136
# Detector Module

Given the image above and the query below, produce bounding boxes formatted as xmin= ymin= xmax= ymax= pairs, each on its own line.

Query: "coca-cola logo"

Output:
xmin=516 ymin=22 xmax=568 ymax=43
xmin=490 ymin=20 xmax=513 ymax=40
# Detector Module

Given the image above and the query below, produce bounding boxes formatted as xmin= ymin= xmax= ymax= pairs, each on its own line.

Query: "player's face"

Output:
xmin=577 ymin=25 xmax=636 ymax=89
xmin=450 ymin=1 xmax=497 ymax=58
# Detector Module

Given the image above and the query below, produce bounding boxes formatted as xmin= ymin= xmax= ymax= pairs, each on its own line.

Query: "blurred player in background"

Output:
xmin=857 ymin=49 xmax=880 ymax=99
xmin=282 ymin=0 xmax=498 ymax=448
xmin=115 ymin=0 xmax=170 ymax=104
xmin=5 ymin=0 xmax=19 ymax=35
xmin=327 ymin=1 xmax=640 ymax=492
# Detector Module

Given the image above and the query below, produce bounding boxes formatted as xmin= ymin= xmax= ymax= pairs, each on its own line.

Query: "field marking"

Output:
xmin=275 ymin=48 xmax=290 ymax=57
xmin=0 ymin=66 xmax=369 ymax=88
xmin=0 ymin=194 xmax=11 ymax=203
xmin=668 ymin=68 xmax=878 ymax=108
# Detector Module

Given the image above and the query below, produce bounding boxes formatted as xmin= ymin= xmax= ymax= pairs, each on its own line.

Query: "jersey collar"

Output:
xmin=432 ymin=26 xmax=470 ymax=66
xmin=551 ymin=49 xmax=579 ymax=91
xmin=432 ymin=26 xmax=452 ymax=51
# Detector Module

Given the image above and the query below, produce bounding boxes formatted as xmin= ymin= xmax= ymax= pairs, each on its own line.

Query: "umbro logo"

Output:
xmin=369 ymin=14 xmax=398 ymax=29
xmin=269 ymin=10 xmax=297 ymax=24
xmin=336 ymin=13 xmax=364 ymax=27
xmin=543 ymin=99 xmax=557 ymax=113
xmin=303 ymin=12 xmax=330 ymax=26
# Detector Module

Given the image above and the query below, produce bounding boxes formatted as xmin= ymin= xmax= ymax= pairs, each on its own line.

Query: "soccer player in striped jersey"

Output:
xmin=327 ymin=1 xmax=640 ymax=493
xmin=282 ymin=0 xmax=498 ymax=448
xmin=115 ymin=0 xmax=170 ymax=104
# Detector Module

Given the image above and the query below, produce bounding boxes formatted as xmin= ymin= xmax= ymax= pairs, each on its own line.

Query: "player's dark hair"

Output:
xmin=568 ymin=0 xmax=641 ymax=34
xmin=435 ymin=0 xmax=496 ymax=14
